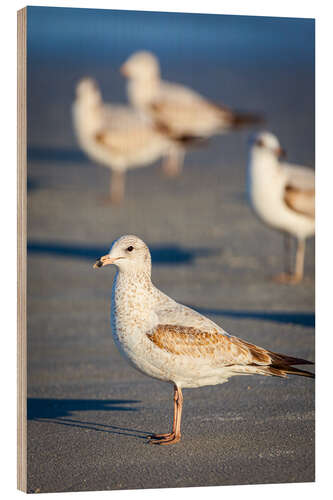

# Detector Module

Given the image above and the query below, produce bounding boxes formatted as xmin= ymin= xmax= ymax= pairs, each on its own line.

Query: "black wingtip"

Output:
xmin=285 ymin=366 xmax=315 ymax=378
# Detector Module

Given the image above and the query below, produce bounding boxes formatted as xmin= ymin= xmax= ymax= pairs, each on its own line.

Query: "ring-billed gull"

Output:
xmin=72 ymin=78 xmax=173 ymax=203
xmin=94 ymin=235 xmax=314 ymax=445
xmin=247 ymin=131 xmax=315 ymax=284
xmin=120 ymin=51 xmax=262 ymax=176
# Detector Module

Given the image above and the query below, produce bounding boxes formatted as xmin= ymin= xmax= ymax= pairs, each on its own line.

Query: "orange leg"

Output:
xmin=110 ymin=170 xmax=125 ymax=204
xmin=149 ymin=384 xmax=183 ymax=445
xmin=161 ymin=150 xmax=184 ymax=177
xmin=98 ymin=170 xmax=125 ymax=205
xmin=274 ymin=237 xmax=305 ymax=284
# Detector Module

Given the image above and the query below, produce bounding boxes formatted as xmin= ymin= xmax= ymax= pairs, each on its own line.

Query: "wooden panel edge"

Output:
xmin=17 ymin=6 xmax=27 ymax=493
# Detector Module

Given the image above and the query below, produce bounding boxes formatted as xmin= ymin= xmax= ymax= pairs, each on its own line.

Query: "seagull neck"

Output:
xmin=129 ymin=77 xmax=160 ymax=107
xmin=115 ymin=268 xmax=153 ymax=288
xmin=250 ymin=149 xmax=279 ymax=173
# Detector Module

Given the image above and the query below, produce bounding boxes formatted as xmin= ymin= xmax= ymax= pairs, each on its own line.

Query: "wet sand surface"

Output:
xmin=26 ymin=48 xmax=314 ymax=492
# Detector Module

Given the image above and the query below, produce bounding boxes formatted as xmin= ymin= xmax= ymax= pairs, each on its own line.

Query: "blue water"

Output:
xmin=27 ymin=6 xmax=314 ymax=67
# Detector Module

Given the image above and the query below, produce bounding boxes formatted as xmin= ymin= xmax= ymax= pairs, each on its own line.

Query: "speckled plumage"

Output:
xmin=96 ymin=235 xmax=314 ymax=389
xmin=94 ymin=235 xmax=314 ymax=444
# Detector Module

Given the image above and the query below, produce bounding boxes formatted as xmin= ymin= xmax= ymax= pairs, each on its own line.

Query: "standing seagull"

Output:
xmin=247 ymin=132 xmax=315 ymax=284
xmin=120 ymin=51 xmax=262 ymax=176
xmin=94 ymin=235 xmax=314 ymax=445
xmin=72 ymin=78 xmax=172 ymax=203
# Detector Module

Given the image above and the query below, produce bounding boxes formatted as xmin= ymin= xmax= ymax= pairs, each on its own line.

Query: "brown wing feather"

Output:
xmin=284 ymin=185 xmax=315 ymax=218
xmin=147 ymin=324 xmax=251 ymax=363
xmin=147 ymin=324 xmax=314 ymax=378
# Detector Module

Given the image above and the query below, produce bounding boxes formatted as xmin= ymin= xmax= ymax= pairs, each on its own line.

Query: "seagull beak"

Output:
xmin=93 ymin=254 xmax=118 ymax=269
xmin=277 ymin=147 xmax=286 ymax=158
xmin=120 ymin=64 xmax=129 ymax=77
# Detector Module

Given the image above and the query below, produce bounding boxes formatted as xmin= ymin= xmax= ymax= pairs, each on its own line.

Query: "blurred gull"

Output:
xmin=247 ymin=131 xmax=315 ymax=283
xmin=94 ymin=234 xmax=314 ymax=445
xmin=72 ymin=78 xmax=172 ymax=203
xmin=120 ymin=51 xmax=262 ymax=175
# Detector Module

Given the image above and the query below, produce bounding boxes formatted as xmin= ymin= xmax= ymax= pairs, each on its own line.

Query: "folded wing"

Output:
xmin=147 ymin=323 xmax=314 ymax=378
xmin=282 ymin=163 xmax=315 ymax=218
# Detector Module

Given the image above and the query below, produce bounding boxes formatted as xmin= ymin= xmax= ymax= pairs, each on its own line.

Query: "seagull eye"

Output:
xmin=127 ymin=246 xmax=134 ymax=252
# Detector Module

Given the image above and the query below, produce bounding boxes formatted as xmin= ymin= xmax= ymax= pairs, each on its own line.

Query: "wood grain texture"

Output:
xmin=17 ymin=7 xmax=27 ymax=493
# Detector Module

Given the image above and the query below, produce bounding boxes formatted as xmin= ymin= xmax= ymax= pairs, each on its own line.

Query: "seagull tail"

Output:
xmin=267 ymin=351 xmax=315 ymax=379
xmin=243 ymin=340 xmax=315 ymax=379
xmin=267 ymin=365 xmax=315 ymax=379
xmin=174 ymin=135 xmax=209 ymax=147
xmin=229 ymin=111 xmax=265 ymax=129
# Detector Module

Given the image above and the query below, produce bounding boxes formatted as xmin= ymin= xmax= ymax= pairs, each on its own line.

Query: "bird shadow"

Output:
xmin=27 ymin=177 xmax=43 ymax=192
xmin=28 ymin=147 xmax=88 ymax=165
xmin=28 ymin=398 xmax=140 ymax=419
xmin=27 ymin=240 xmax=219 ymax=266
xmin=187 ymin=305 xmax=315 ymax=328
xmin=28 ymin=398 xmax=149 ymax=440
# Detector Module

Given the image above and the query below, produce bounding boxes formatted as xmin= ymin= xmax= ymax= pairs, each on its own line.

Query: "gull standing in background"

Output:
xmin=72 ymin=78 xmax=173 ymax=203
xmin=94 ymin=235 xmax=314 ymax=445
xmin=247 ymin=132 xmax=315 ymax=283
xmin=120 ymin=51 xmax=262 ymax=176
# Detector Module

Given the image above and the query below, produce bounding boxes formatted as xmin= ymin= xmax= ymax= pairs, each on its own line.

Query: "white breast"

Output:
xmin=111 ymin=272 xmax=170 ymax=382
xmin=110 ymin=272 xmax=237 ymax=389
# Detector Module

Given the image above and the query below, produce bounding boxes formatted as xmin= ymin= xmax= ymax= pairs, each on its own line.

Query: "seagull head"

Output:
xmin=93 ymin=235 xmax=152 ymax=274
xmin=250 ymin=131 xmax=286 ymax=158
xmin=120 ymin=51 xmax=160 ymax=81
xmin=75 ymin=77 xmax=102 ymax=105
